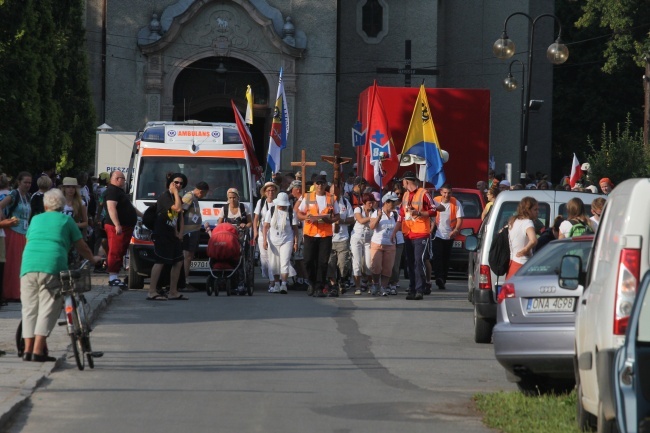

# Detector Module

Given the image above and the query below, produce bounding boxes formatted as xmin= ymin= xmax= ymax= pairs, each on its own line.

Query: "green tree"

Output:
xmin=0 ymin=0 xmax=95 ymax=178
xmin=585 ymin=114 xmax=650 ymax=185
xmin=575 ymin=0 xmax=650 ymax=73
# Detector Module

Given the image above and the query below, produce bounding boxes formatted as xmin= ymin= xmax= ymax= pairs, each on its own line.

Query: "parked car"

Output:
xmin=464 ymin=189 xmax=605 ymax=344
xmin=493 ymin=236 xmax=593 ymax=394
xmin=613 ymin=269 xmax=650 ymax=433
xmin=429 ymin=187 xmax=485 ymax=274
xmin=559 ymin=178 xmax=650 ymax=431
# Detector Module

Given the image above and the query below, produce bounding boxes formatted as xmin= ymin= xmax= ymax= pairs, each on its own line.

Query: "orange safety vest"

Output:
xmin=303 ymin=191 xmax=335 ymax=237
xmin=434 ymin=196 xmax=459 ymax=230
xmin=402 ymin=188 xmax=430 ymax=236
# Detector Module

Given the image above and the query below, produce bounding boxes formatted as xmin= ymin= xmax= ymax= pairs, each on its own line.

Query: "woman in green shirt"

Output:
xmin=20 ymin=189 xmax=101 ymax=362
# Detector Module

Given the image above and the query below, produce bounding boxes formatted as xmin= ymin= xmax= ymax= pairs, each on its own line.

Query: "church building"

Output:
xmin=83 ymin=0 xmax=559 ymax=181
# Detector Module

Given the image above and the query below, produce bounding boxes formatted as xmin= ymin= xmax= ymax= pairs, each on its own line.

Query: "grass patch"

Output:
xmin=474 ymin=390 xmax=582 ymax=433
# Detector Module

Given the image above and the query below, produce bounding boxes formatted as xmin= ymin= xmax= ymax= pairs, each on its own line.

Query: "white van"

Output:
xmin=126 ymin=121 xmax=256 ymax=290
xmin=559 ymin=178 xmax=650 ymax=431
xmin=464 ymin=189 xmax=605 ymax=344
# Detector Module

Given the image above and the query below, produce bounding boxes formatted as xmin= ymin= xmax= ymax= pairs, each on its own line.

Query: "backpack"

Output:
xmin=567 ymin=219 xmax=594 ymax=238
xmin=142 ymin=204 xmax=158 ymax=230
xmin=207 ymin=223 xmax=241 ymax=267
xmin=488 ymin=225 xmax=511 ymax=277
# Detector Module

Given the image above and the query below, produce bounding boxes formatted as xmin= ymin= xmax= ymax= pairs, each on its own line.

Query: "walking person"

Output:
xmin=262 ymin=192 xmax=298 ymax=294
xmin=146 ymin=173 xmax=187 ymax=301
xmin=399 ymin=171 xmax=442 ymax=300
xmin=432 ymin=184 xmax=464 ymax=290
xmin=254 ymin=181 xmax=277 ymax=292
xmin=558 ymin=197 xmax=595 ymax=239
xmin=29 ymin=175 xmax=52 ymax=223
xmin=368 ymin=192 xmax=401 ymax=296
xmin=0 ymin=172 xmax=32 ymax=301
xmin=287 ymin=180 xmax=308 ymax=290
xmin=388 ymin=185 xmax=405 ymax=295
xmin=297 ymin=174 xmax=340 ymax=297
xmin=505 ymin=196 xmax=539 ymax=280
xmin=350 ymin=193 xmax=375 ymax=295
xmin=327 ymin=183 xmax=354 ymax=296
xmin=20 ymin=188 xmax=102 ymax=362
xmin=104 ymin=170 xmax=141 ymax=288
xmin=218 ymin=187 xmax=252 ymax=292
xmin=180 ymin=181 xmax=209 ymax=292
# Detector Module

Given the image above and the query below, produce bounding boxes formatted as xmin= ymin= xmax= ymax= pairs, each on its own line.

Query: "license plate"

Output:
xmin=190 ymin=260 xmax=209 ymax=270
xmin=527 ymin=297 xmax=576 ymax=313
xmin=453 ymin=240 xmax=462 ymax=248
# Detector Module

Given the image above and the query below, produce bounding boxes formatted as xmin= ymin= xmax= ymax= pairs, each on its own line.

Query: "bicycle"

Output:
xmin=59 ymin=260 xmax=103 ymax=370
xmin=17 ymin=260 xmax=104 ymax=369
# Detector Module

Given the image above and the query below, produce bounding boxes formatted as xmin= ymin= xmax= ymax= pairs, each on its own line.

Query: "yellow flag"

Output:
xmin=245 ymin=85 xmax=253 ymax=125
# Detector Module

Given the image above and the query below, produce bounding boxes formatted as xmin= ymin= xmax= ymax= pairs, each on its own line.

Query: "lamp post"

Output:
xmin=493 ymin=12 xmax=569 ymax=180
xmin=503 ymin=60 xmax=526 ymax=177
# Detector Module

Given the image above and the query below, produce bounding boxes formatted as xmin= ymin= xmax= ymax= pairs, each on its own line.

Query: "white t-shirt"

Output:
xmin=254 ymin=199 xmax=274 ymax=234
xmin=332 ymin=197 xmax=353 ymax=243
xmin=435 ymin=199 xmax=464 ymax=239
xmin=589 ymin=216 xmax=599 ymax=233
xmin=297 ymin=193 xmax=340 ymax=238
xmin=509 ymin=218 xmax=535 ymax=265
xmin=263 ymin=208 xmax=297 ymax=245
xmin=370 ymin=210 xmax=400 ymax=245
xmin=352 ymin=206 xmax=372 ymax=239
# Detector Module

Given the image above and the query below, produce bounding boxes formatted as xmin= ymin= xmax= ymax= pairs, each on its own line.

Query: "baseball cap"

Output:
xmin=382 ymin=192 xmax=399 ymax=203
xmin=98 ymin=172 xmax=110 ymax=182
xmin=287 ymin=180 xmax=302 ymax=191
xmin=401 ymin=171 xmax=417 ymax=181
xmin=314 ymin=175 xmax=327 ymax=184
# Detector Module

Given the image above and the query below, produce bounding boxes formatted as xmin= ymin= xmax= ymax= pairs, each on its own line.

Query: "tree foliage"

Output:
xmin=584 ymin=113 xmax=650 ymax=185
xmin=0 ymin=0 xmax=95 ymax=178
xmin=575 ymin=0 xmax=650 ymax=73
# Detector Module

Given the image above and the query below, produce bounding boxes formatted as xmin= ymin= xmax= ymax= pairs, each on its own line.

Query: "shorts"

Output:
xmin=153 ymin=234 xmax=184 ymax=265
xmin=182 ymin=231 xmax=200 ymax=253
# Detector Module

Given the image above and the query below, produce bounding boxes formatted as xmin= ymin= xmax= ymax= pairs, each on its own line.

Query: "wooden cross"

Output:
xmin=321 ymin=143 xmax=352 ymax=187
xmin=290 ymin=149 xmax=317 ymax=196
xmin=376 ymin=40 xmax=438 ymax=87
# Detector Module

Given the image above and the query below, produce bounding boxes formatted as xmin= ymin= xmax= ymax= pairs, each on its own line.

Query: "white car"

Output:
xmin=559 ymin=178 xmax=650 ymax=431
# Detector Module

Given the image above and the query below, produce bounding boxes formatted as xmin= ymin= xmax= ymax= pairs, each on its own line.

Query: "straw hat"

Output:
xmin=260 ymin=181 xmax=278 ymax=196
xmin=61 ymin=177 xmax=79 ymax=187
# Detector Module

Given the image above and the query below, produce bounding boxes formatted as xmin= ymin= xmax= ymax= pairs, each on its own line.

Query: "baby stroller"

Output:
xmin=206 ymin=223 xmax=254 ymax=296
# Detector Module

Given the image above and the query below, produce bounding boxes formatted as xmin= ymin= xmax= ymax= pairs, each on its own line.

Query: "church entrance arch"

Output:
xmin=172 ymin=56 xmax=269 ymax=163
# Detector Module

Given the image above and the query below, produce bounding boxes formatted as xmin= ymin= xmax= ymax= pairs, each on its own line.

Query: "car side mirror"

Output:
xmin=465 ymin=235 xmax=478 ymax=252
xmin=460 ymin=228 xmax=474 ymax=237
xmin=559 ymin=255 xmax=583 ymax=290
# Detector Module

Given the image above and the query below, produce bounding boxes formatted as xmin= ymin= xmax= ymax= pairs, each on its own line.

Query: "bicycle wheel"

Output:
xmin=76 ymin=295 xmax=95 ymax=369
xmin=69 ymin=298 xmax=85 ymax=370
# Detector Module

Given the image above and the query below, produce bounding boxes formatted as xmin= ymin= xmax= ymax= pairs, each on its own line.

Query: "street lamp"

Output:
xmin=493 ymin=12 xmax=569 ymax=180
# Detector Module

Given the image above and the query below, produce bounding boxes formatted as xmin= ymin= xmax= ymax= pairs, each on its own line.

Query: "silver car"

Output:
xmin=493 ymin=236 xmax=593 ymax=394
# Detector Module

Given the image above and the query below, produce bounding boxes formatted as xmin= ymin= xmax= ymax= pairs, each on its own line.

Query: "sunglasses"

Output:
xmin=173 ymin=181 xmax=183 ymax=185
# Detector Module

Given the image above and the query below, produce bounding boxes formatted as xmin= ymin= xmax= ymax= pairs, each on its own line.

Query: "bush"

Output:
xmin=585 ymin=113 xmax=650 ymax=185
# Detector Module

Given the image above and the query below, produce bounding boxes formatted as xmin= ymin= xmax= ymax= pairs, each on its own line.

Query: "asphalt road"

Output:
xmin=4 ymin=276 xmax=515 ymax=433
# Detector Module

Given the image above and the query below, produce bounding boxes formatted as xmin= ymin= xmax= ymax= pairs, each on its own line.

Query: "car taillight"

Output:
xmin=614 ymin=248 xmax=640 ymax=335
xmin=479 ymin=265 xmax=492 ymax=290
xmin=135 ymin=139 xmax=141 ymax=151
xmin=497 ymin=283 xmax=515 ymax=304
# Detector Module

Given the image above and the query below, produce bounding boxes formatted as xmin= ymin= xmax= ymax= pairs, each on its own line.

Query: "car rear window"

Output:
xmin=518 ymin=240 xmax=592 ymax=276
xmin=454 ymin=192 xmax=483 ymax=218
xmin=493 ymin=201 xmax=550 ymax=241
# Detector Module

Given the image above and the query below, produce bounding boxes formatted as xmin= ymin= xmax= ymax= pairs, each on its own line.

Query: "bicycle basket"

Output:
xmin=59 ymin=266 xmax=92 ymax=293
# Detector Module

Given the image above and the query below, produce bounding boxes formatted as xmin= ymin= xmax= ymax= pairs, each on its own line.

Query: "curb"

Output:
xmin=0 ymin=286 xmax=121 ymax=430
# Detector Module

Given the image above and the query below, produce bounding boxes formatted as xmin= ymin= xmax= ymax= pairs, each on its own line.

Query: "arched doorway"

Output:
xmin=173 ymin=56 xmax=269 ymax=164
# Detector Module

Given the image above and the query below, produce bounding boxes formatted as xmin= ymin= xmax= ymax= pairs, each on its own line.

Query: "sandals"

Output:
xmin=167 ymin=294 xmax=189 ymax=301
xmin=146 ymin=294 xmax=168 ymax=301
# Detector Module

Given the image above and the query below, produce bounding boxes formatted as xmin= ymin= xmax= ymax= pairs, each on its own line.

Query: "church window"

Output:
xmin=356 ymin=0 xmax=388 ymax=44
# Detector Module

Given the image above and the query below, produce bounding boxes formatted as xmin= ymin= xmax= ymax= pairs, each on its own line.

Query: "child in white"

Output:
xmin=262 ymin=193 xmax=298 ymax=294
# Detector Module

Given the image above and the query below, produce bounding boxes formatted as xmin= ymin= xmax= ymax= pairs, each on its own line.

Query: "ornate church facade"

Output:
xmin=83 ymin=0 xmax=557 ymax=179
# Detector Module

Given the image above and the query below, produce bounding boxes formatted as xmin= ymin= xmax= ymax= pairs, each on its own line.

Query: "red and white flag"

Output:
xmin=569 ymin=153 xmax=582 ymax=188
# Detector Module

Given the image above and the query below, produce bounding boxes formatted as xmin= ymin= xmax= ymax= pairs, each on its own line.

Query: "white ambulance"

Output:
xmin=127 ymin=121 xmax=256 ymax=290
